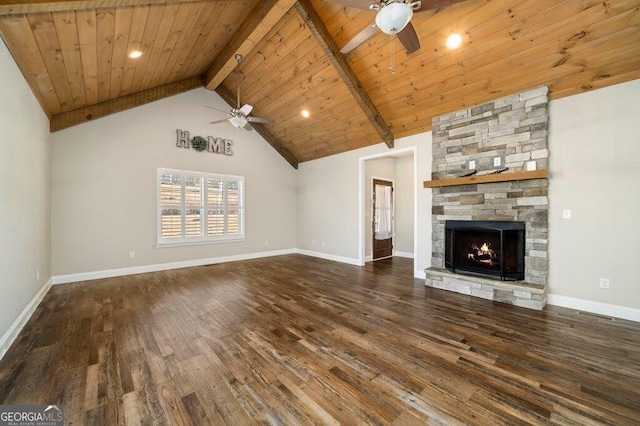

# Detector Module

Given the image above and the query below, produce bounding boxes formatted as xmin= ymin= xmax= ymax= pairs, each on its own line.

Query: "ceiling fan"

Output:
xmin=333 ymin=0 xmax=467 ymax=55
xmin=206 ymin=54 xmax=274 ymax=130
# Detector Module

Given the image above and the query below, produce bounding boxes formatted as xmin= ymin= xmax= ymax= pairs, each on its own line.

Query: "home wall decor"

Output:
xmin=175 ymin=129 xmax=233 ymax=156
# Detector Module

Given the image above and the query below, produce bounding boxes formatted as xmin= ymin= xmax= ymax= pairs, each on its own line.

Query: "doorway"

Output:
xmin=358 ymin=146 xmax=416 ymax=275
xmin=372 ymin=178 xmax=393 ymax=260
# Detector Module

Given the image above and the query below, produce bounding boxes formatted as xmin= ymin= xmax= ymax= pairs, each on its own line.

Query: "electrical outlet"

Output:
xmin=264 ymin=240 xmax=269 ymax=246
xmin=36 ymin=270 xmax=40 ymax=280
xmin=599 ymin=278 xmax=610 ymax=289
xmin=322 ymin=242 xmax=325 ymax=247
xmin=129 ymin=251 xmax=135 ymax=259
xmin=311 ymin=240 xmax=315 ymax=246
xmin=562 ymin=209 xmax=571 ymax=219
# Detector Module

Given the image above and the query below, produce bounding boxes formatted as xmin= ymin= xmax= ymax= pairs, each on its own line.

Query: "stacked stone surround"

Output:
xmin=425 ymin=86 xmax=549 ymax=310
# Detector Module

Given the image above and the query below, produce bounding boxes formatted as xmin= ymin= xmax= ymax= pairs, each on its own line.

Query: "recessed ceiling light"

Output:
xmin=301 ymin=109 xmax=310 ymax=118
xmin=128 ymin=50 xmax=143 ymax=59
xmin=445 ymin=33 xmax=463 ymax=50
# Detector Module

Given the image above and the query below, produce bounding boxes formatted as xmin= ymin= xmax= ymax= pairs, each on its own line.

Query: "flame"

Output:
xmin=480 ymin=243 xmax=490 ymax=253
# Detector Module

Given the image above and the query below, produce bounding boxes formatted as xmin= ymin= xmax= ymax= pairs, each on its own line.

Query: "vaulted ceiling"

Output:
xmin=1 ymin=0 xmax=639 ymax=168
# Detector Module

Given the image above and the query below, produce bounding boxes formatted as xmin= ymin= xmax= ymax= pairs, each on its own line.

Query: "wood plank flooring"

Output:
xmin=0 ymin=255 xmax=639 ymax=425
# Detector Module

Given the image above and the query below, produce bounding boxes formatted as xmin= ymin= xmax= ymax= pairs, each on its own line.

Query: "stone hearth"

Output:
xmin=425 ymin=87 xmax=549 ymax=310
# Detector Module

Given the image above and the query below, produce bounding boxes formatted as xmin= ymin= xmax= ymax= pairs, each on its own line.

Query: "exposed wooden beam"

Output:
xmin=293 ymin=0 xmax=394 ymax=149
xmin=50 ymin=75 xmax=203 ymax=132
xmin=215 ymin=85 xmax=298 ymax=169
xmin=205 ymin=0 xmax=296 ymax=91
xmin=0 ymin=0 xmax=201 ymax=15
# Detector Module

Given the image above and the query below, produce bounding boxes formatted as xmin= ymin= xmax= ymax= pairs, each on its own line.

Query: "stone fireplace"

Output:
xmin=425 ymin=87 xmax=549 ymax=310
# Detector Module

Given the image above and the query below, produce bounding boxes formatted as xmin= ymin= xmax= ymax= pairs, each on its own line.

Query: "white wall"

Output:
xmin=548 ymin=79 xmax=640 ymax=310
xmin=0 ymin=41 xmax=51 ymax=344
xmin=297 ymin=135 xmax=431 ymax=275
xmin=364 ymin=157 xmax=395 ymax=257
xmin=51 ymin=88 xmax=297 ymax=276
xmin=394 ymin=155 xmax=414 ymax=255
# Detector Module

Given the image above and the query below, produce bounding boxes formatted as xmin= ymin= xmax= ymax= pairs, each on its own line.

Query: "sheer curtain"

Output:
xmin=374 ymin=185 xmax=393 ymax=240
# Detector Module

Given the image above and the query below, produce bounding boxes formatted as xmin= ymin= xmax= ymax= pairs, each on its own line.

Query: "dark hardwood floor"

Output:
xmin=0 ymin=255 xmax=639 ymax=425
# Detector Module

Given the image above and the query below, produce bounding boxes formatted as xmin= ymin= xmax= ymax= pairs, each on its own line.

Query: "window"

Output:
xmin=157 ymin=168 xmax=244 ymax=246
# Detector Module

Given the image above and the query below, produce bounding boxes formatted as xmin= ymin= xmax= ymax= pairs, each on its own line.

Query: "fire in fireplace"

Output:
xmin=445 ymin=220 xmax=525 ymax=281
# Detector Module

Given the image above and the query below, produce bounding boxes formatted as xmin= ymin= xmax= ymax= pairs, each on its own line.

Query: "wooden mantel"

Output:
xmin=423 ymin=170 xmax=548 ymax=189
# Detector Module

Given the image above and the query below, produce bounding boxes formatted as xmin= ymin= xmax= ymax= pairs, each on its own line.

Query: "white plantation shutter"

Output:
xmin=157 ymin=168 xmax=244 ymax=246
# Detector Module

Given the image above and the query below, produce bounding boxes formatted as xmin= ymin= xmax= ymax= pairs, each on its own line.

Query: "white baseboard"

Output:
xmin=364 ymin=255 xmax=373 ymax=263
xmin=296 ymin=249 xmax=361 ymax=266
xmin=52 ymin=249 xmax=297 ymax=285
xmin=415 ymin=270 xmax=426 ymax=279
xmin=0 ymin=278 xmax=52 ymax=362
xmin=547 ymin=294 xmax=640 ymax=323
xmin=394 ymin=251 xmax=414 ymax=259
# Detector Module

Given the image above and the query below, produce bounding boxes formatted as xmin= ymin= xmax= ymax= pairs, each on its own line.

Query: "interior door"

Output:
xmin=372 ymin=179 xmax=393 ymax=260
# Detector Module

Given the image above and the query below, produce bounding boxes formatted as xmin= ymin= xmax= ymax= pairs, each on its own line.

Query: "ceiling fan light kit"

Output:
xmin=374 ymin=2 xmax=414 ymax=35
xmin=230 ymin=116 xmax=248 ymax=128
xmin=206 ymin=54 xmax=275 ymax=131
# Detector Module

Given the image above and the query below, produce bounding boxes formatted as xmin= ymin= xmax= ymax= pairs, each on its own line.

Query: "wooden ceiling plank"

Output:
xmin=387 ymin=53 xmax=580 ymax=121
xmin=231 ymin=10 xmax=311 ymax=93
xmin=348 ymin=0 xmax=545 ymax=89
xmin=294 ymin=0 xmax=393 ymax=148
xmin=75 ymin=8 xmax=99 ymax=106
xmin=215 ymin=84 xmax=298 ymax=169
xmin=52 ymin=10 xmax=87 ymax=108
xmin=50 ymin=74 xmax=204 ymax=132
xmin=156 ymin=1 xmax=207 ymax=85
xmin=183 ymin=1 xmax=248 ymax=78
xmin=550 ymin=67 xmax=640 ymax=100
xmin=108 ymin=6 xmax=133 ymax=99
xmin=277 ymin=116 xmax=376 ymax=143
xmin=95 ymin=7 xmax=115 ymax=103
xmin=168 ymin=1 xmax=222 ymax=81
xmin=549 ymin=50 xmax=640 ymax=95
xmin=312 ymin=0 xmax=372 ymax=49
xmin=145 ymin=2 xmax=193 ymax=91
xmin=345 ymin=0 xmax=491 ymax=73
xmin=28 ymin=12 xmax=77 ymax=111
xmin=129 ymin=4 xmax=174 ymax=94
xmin=361 ymin=0 xmax=638 ymax=109
xmin=118 ymin=4 xmax=149 ymax=96
xmin=270 ymin=105 xmax=372 ymax=137
xmin=239 ymin=35 xmax=322 ymax=102
xmin=260 ymin=68 xmax=367 ymax=125
xmin=0 ymin=0 xmax=201 ymax=15
xmin=0 ymin=14 xmax=60 ymax=115
xmin=263 ymin=84 xmax=358 ymax=124
xmin=204 ymin=0 xmax=297 ymax=91
xmin=242 ymin=46 xmax=330 ymax=107
xmin=385 ymin=58 xmax=588 ymax=133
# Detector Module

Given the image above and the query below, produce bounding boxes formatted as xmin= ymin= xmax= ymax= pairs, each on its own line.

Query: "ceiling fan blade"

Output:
xmin=415 ymin=0 xmax=468 ymax=12
xmin=340 ymin=24 xmax=379 ymax=54
xmin=205 ymin=105 xmax=230 ymax=115
xmin=209 ymin=119 xmax=229 ymax=125
xmin=239 ymin=104 xmax=253 ymax=116
xmin=326 ymin=0 xmax=371 ymax=10
xmin=247 ymin=116 xmax=275 ymax=125
xmin=243 ymin=123 xmax=254 ymax=131
xmin=397 ymin=22 xmax=420 ymax=54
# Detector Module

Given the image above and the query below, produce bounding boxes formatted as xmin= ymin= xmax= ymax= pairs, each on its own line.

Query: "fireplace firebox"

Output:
xmin=445 ymin=220 xmax=525 ymax=281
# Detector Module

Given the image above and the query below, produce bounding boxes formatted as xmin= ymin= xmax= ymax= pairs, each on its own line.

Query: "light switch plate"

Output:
xmin=526 ymin=160 xmax=537 ymax=171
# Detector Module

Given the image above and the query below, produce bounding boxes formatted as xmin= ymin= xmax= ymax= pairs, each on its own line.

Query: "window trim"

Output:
xmin=156 ymin=168 xmax=245 ymax=247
